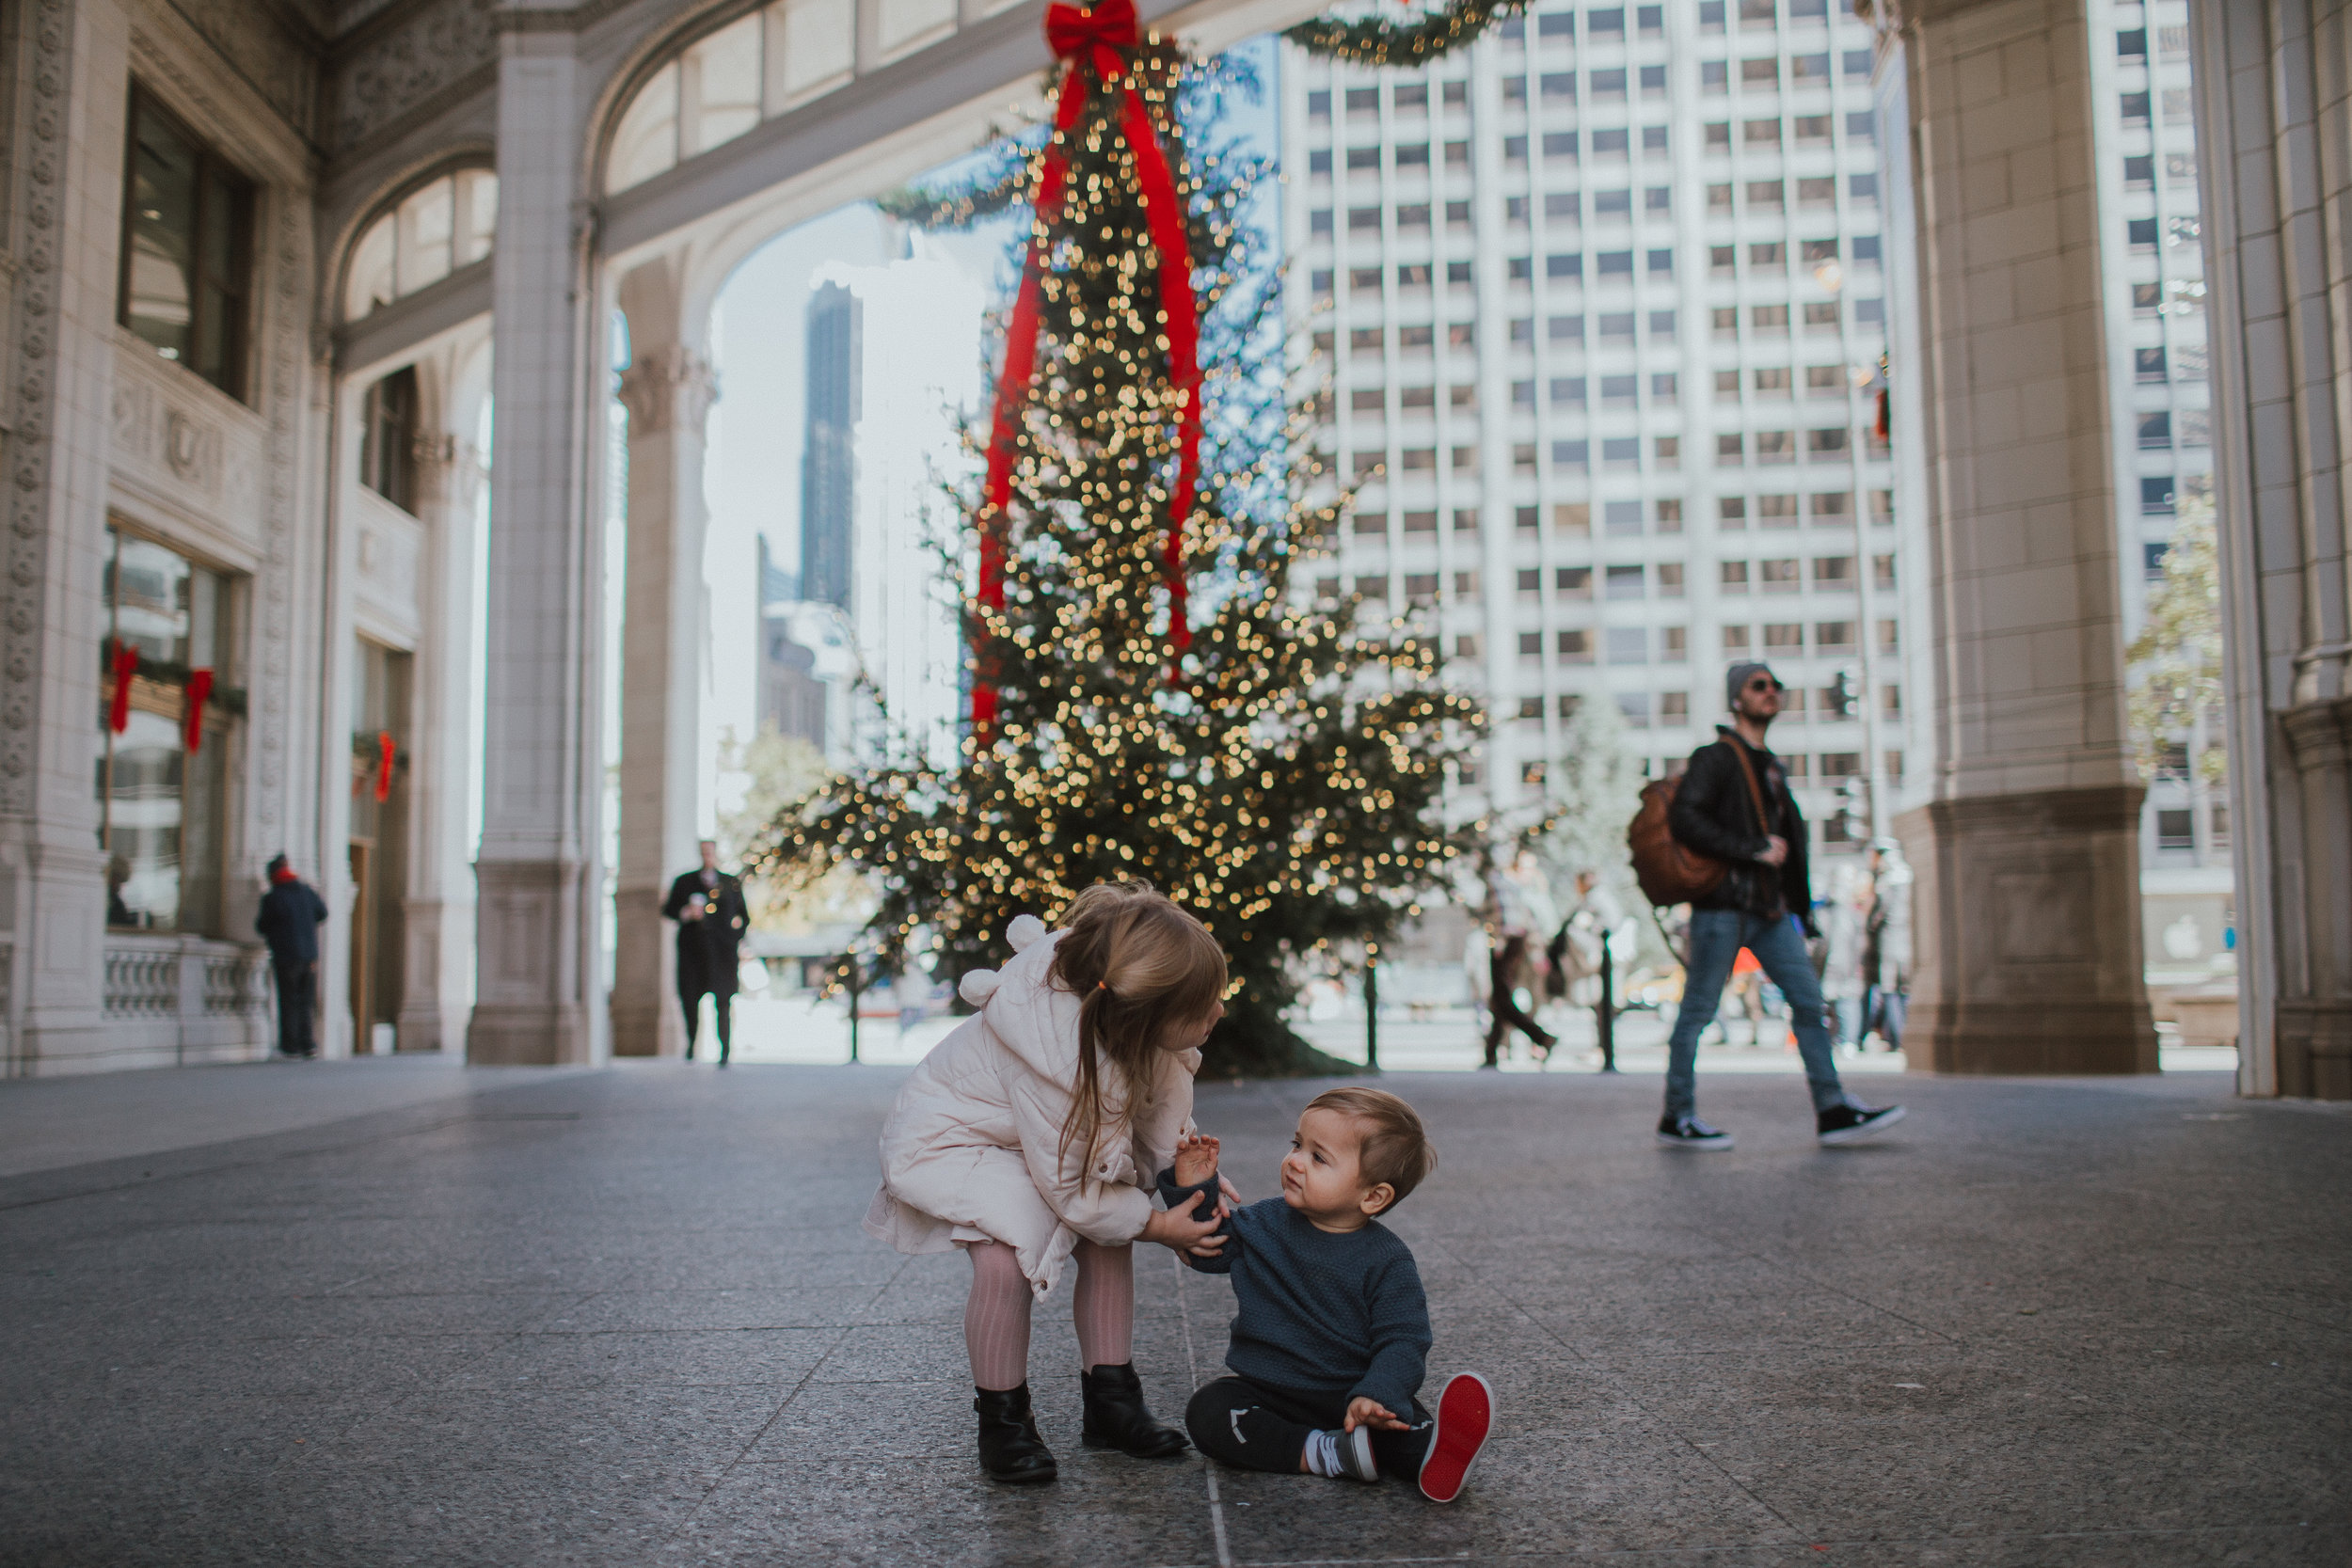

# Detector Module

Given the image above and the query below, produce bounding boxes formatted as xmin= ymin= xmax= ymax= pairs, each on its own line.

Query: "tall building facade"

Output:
xmin=801 ymin=282 xmax=862 ymax=612
xmin=1281 ymin=0 xmax=1904 ymax=866
xmin=2084 ymin=1 xmax=2228 ymax=965
xmin=755 ymin=535 xmax=828 ymax=750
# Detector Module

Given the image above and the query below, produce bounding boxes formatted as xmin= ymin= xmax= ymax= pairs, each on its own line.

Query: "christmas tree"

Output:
xmin=757 ymin=33 xmax=1485 ymax=1076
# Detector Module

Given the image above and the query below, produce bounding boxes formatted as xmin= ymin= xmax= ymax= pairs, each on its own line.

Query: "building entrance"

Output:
xmin=350 ymin=641 xmax=412 ymax=1053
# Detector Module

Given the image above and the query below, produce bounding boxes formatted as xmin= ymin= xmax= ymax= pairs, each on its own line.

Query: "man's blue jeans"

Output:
xmin=1664 ymin=909 xmax=1849 ymax=1120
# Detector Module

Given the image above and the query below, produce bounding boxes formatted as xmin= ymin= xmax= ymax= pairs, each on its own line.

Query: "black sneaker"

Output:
xmin=1333 ymin=1423 xmax=1379 ymax=1483
xmin=1817 ymin=1102 xmax=1906 ymax=1146
xmin=1656 ymin=1115 xmax=1735 ymax=1150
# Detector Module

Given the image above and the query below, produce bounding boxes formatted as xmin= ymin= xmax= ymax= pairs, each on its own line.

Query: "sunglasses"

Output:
xmin=1744 ymin=676 xmax=1784 ymax=692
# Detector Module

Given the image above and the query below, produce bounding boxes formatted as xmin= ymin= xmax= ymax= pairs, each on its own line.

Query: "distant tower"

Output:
xmin=755 ymin=534 xmax=826 ymax=748
xmin=801 ymin=282 xmax=861 ymax=610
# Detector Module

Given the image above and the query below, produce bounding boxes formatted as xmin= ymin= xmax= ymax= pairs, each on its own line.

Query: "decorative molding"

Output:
xmin=106 ymin=344 xmax=271 ymax=536
xmin=327 ymin=0 xmax=498 ymax=152
xmin=155 ymin=0 xmax=323 ymax=139
xmin=413 ymin=432 xmax=487 ymax=508
xmin=254 ymin=184 xmax=310 ymax=841
xmin=1 ymin=0 xmax=72 ymax=801
xmin=616 ymin=345 xmax=718 ymax=437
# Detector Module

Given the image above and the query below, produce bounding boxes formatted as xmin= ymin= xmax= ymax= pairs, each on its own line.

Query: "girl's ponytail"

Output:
xmin=1049 ymin=880 xmax=1227 ymax=1169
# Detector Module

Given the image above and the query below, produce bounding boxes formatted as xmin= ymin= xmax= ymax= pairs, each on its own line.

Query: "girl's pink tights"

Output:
xmin=964 ymin=1240 xmax=1134 ymax=1391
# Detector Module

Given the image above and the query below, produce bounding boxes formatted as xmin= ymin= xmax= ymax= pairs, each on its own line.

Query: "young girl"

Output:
xmin=865 ymin=882 xmax=1231 ymax=1483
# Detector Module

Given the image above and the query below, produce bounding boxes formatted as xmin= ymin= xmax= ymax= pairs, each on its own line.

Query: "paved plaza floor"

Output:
xmin=2 ymin=1056 xmax=2345 ymax=1566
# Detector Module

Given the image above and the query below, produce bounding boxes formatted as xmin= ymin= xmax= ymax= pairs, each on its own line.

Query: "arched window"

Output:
xmin=606 ymin=0 xmax=875 ymax=196
xmin=345 ymin=169 xmax=499 ymax=321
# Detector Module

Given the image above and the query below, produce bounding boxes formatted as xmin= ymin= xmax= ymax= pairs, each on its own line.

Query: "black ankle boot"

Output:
xmin=1080 ymin=1363 xmax=1188 ymax=1458
xmin=974 ymin=1384 xmax=1057 ymax=1483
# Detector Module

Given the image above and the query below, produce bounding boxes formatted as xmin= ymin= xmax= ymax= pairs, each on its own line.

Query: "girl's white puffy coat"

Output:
xmin=864 ymin=918 xmax=1198 ymax=1298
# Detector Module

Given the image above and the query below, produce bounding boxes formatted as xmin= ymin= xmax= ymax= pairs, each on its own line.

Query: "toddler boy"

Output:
xmin=1160 ymin=1085 xmax=1493 ymax=1501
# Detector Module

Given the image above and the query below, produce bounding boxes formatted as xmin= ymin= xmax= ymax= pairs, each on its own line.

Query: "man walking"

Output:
xmin=1655 ymin=662 xmax=1905 ymax=1149
xmin=255 ymin=854 xmax=328 ymax=1059
xmin=662 ymin=840 xmax=749 ymax=1065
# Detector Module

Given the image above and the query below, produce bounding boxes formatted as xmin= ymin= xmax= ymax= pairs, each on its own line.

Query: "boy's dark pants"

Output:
xmin=1186 ymin=1376 xmax=1432 ymax=1479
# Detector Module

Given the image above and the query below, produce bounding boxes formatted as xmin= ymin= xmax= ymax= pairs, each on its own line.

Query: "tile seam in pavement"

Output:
xmin=1148 ymin=1518 xmax=2348 ymax=1567
xmin=1174 ymin=1246 xmax=1237 ymax=1568
xmin=652 ymin=1252 xmax=917 ymax=1553
xmin=2144 ymin=1274 xmax=2352 ymax=1337
xmin=1419 ymin=1228 xmax=1809 ymax=1544
xmin=0 ymin=1074 xmax=601 ymax=1212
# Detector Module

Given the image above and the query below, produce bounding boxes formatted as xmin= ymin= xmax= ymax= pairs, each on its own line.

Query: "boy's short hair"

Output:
xmin=1305 ymin=1086 xmax=1437 ymax=1213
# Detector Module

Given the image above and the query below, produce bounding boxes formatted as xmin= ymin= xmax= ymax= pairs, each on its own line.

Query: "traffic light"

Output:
xmin=1833 ymin=775 xmax=1867 ymax=842
xmin=1829 ymin=669 xmax=1859 ymax=720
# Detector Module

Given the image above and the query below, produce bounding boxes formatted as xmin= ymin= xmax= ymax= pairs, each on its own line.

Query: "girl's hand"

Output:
xmin=1343 ymin=1397 xmax=1407 ymax=1433
xmin=1216 ymin=1172 xmax=1242 ymax=1217
xmin=1171 ymin=1132 xmax=1219 ymax=1186
xmin=1141 ymin=1188 xmax=1226 ymax=1254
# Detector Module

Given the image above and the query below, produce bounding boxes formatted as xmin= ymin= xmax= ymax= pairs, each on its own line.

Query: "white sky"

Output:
xmin=694 ymin=39 xmax=1279 ymax=797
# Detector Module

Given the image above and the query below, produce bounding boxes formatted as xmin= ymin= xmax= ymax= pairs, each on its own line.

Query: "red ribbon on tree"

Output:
xmin=971 ymin=0 xmax=1200 ymax=740
xmin=107 ymin=641 xmax=138 ymax=735
xmin=183 ymin=668 xmax=214 ymax=753
xmin=375 ymin=731 xmax=396 ymax=803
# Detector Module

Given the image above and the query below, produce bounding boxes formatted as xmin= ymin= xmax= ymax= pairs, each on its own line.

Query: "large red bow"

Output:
xmin=971 ymin=1 xmax=1200 ymax=743
xmin=1045 ymin=0 xmax=1136 ymax=77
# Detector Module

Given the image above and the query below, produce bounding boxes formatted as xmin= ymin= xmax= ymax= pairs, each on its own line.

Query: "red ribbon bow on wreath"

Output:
xmin=970 ymin=0 xmax=1201 ymax=741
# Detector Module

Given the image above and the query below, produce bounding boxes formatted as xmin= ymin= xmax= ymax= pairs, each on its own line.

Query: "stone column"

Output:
xmin=0 ymin=0 xmax=129 ymax=1072
xmin=2192 ymin=2 xmax=2352 ymax=1099
xmin=1876 ymin=0 xmax=2156 ymax=1073
xmin=398 ymin=411 xmax=487 ymax=1055
xmin=468 ymin=17 xmax=606 ymax=1067
xmin=611 ymin=256 xmax=716 ymax=1059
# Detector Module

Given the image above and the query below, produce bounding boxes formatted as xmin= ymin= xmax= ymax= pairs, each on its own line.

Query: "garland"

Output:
xmin=1284 ymin=0 xmax=1527 ymax=66
xmin=971 ymin=0 xmax=1201 ymax=739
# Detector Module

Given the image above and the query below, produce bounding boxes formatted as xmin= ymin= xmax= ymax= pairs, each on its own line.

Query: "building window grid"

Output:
xmin=1295 ymin=10 xmax=1894 ymax=800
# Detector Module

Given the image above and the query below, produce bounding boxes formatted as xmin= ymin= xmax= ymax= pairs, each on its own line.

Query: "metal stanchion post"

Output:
xmin=842 ymin=956 xmax=862 ymax=1065
xmin=1364 ymin=945 xmax=1379 ymax=1071
xmin=1596 ymin=927 xmax=1618 ymax=1073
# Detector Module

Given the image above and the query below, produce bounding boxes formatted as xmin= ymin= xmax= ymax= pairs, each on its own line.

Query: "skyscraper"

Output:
xmin=1282 ymin=1 xmax=1902 ymax=863
xmin=755 ymin=533 xmax=827 ymax=749
xmin=801 ymin=280 xmax=861 ymax=611
xmin=2084 ymin=1 xmax=2227 ymax=960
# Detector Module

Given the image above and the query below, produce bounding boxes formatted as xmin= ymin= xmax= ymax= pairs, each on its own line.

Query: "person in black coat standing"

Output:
xmin=662 ymin=840 xmax=750 ymax=1065
xmin=255 ymin=854 xmax=328 ymax=1058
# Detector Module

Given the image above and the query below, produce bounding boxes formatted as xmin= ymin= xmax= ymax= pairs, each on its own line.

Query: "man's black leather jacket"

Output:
xmin=1666 ymin=727 xmax=1814 ymax=933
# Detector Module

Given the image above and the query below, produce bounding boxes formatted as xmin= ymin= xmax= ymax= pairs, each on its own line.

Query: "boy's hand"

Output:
xmin=1171 ymin=1132 xmax=1219 ymax=1187
xmin=1343 ymin=1397 xmax=1407 ymax=1433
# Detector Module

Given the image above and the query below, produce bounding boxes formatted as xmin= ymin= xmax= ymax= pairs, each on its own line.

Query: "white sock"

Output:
xmin=1303 ymin=1430 xmax=1343 ymax=1478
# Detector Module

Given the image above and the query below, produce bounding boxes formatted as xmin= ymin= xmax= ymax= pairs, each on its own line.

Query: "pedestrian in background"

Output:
xmin=255 ymin=854 xmax=327 ymax=1059
xmin=1818 ymin=863 xmax=1872 ymax=1053
xmin=1863 ymin=840 xmax=1913 ymax=1052
xmin=1652 ymin=662 xmax=1904 ymax=1149
xmin=662 ymin=839 xmax=749 ymax=1065
xmin=1481 ymin=927 xmax=1555 ymax=1068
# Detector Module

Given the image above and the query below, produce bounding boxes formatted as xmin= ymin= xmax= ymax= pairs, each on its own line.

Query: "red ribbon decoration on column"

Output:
xmin=107 ymin=641 xmax=138 ymax=735
xmin=971 ymin=0 xmax=1200 ymax=741
xmin=375 ymin=731 xmax=396 ymax=803
xmin=183 ymin=668 xmax=214 ymax=753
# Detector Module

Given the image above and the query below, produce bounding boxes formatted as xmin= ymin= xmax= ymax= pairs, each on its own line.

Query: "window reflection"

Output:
xmin=98 ymin=527 xmax=238 ymax=934
xmin=119 ymin=87 xmax=253 ymax=399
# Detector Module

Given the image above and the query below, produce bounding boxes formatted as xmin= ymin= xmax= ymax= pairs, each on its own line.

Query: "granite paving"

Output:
xmin=1 ymin=1061 xmax=2345 ymax=1566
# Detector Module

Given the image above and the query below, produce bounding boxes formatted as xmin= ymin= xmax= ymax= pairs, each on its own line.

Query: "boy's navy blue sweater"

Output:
xmin=1157 ymin=1169 xmax=1431 ymax=1416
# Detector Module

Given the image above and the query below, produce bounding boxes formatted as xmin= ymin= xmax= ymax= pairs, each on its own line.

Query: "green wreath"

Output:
xmin=1284 ymin=0 xmax=1529 ymax=66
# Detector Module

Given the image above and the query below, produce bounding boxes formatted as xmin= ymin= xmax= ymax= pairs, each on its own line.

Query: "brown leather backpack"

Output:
xmin=1627 ymin=736 xmax=1772 ymax=908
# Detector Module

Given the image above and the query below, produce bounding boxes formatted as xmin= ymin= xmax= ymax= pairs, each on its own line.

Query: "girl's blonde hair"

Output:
xmin=1047 ymin=879 xmax=1228 ymax=1167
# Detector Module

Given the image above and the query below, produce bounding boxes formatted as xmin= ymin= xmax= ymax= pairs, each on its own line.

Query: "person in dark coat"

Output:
xmin=662 ymin=840 xmax=750 ymax=1065
xmin=1652 ymin=663 xmax=1904 ymax=1151
xmin=254 ymin=854 xmax=328 ymax=1058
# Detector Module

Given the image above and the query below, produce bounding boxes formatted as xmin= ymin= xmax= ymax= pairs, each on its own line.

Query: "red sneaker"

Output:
xmin=1417 ymin=1371 xmax=1494 ymax=1503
